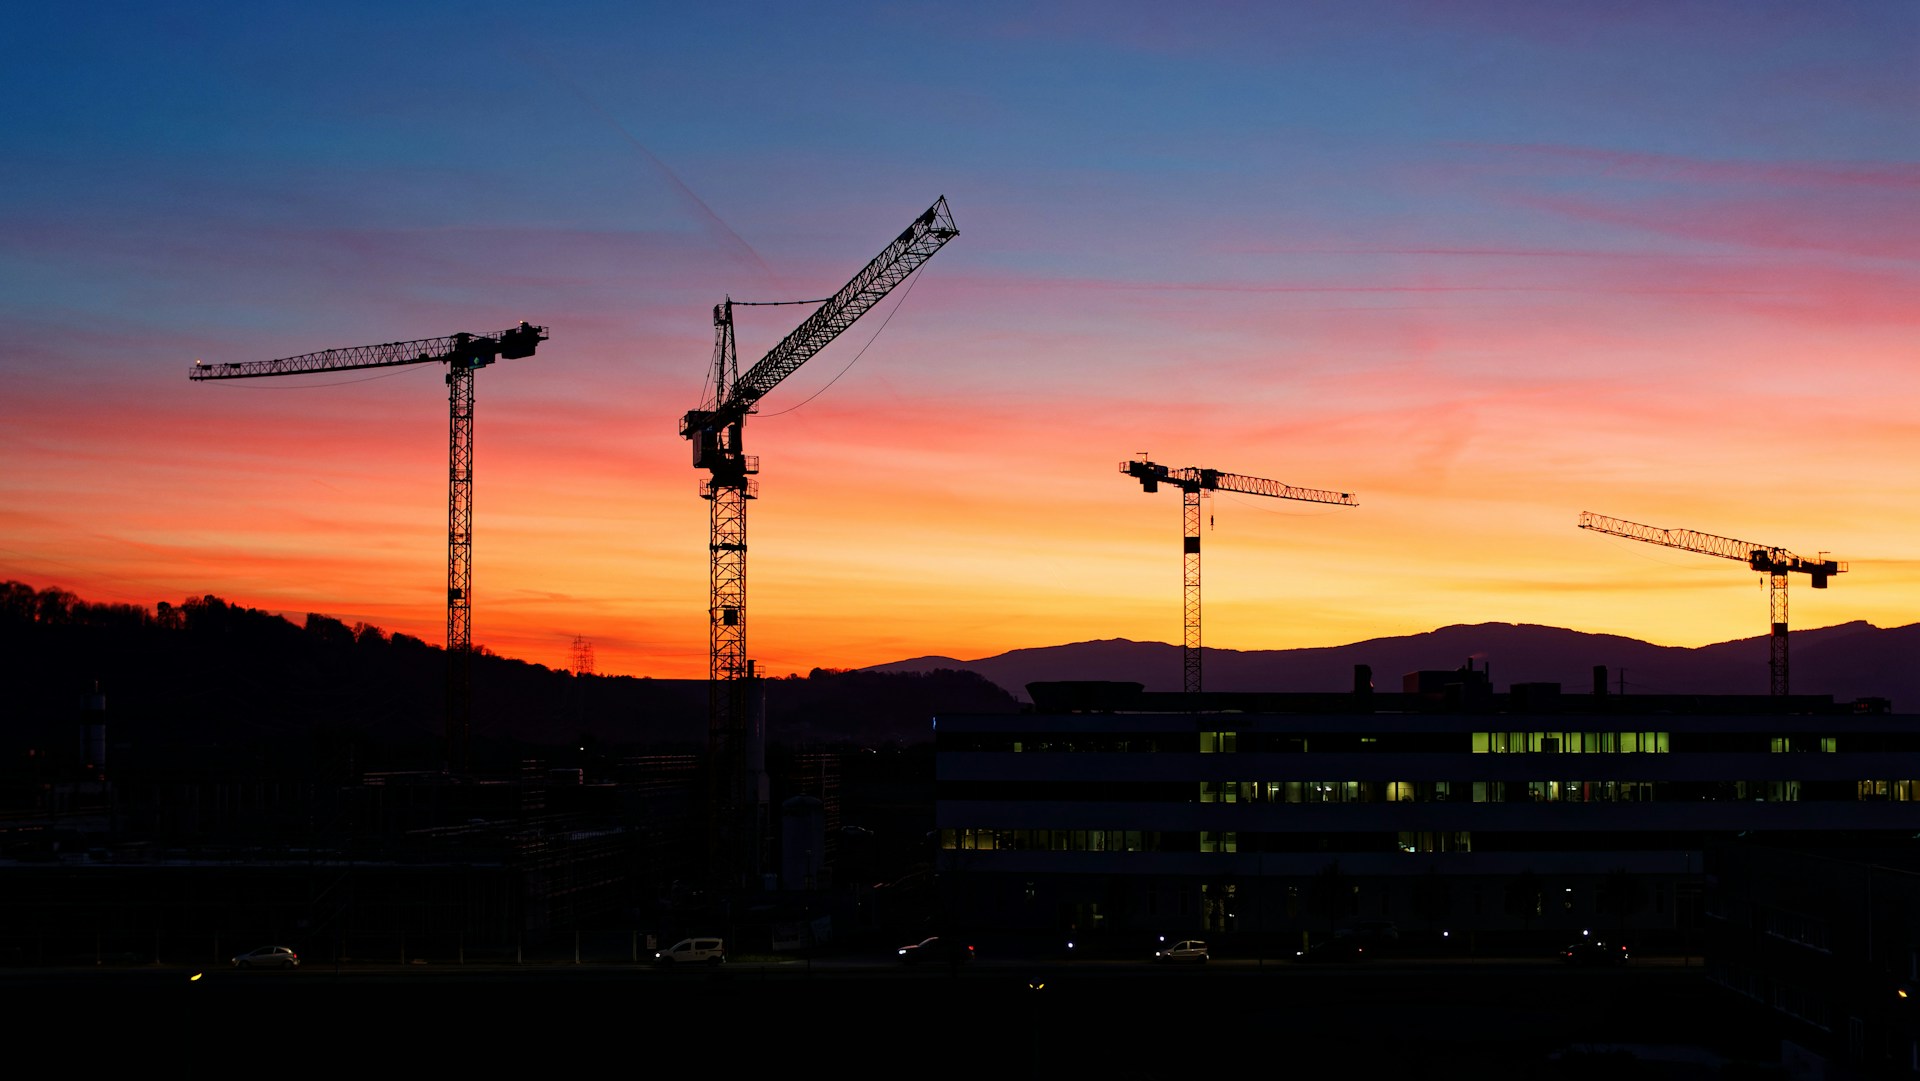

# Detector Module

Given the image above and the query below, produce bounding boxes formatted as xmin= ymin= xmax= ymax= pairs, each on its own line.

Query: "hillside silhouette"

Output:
xmin=7 ymin=581 xmax=1909 ymax=776
xmin=868 ymin=620 xmax=1920 ymax=706
xmin=0 ymin=582 xmax=1016 ymax=772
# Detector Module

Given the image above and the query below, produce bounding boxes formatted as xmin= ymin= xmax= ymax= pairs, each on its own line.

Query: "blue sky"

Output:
xmin=3 ymin=1 xmax=1915 ymax=679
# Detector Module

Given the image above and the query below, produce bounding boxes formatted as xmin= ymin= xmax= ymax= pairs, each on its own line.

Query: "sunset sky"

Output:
xmin=3 ymin=1 xmax=1915 ymax=681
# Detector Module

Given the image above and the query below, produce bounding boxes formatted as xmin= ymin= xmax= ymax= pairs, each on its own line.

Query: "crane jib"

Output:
xmin=1121 ymin=459 xmax=1358 ymax=508
xmin=188 ymin=323 xmax=548 ymax=380
xmin=1578 ymin=511 xmax=1845 ymax=580
xmin=686 ymin=198 xmax=959 ymax=880
xmin=718 ymin=197 xmax=956 ymax=415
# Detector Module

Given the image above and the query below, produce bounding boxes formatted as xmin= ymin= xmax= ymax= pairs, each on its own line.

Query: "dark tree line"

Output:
xmin=0 ymin=580 xmax=1018 ymax=774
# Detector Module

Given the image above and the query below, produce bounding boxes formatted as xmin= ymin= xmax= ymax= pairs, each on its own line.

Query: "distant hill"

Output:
xmin=0 ymin=581 xmax=1017 ymax=772
xmin=866 ymin=621 xmax=1920 ymax=707
xmin=7 ymin=580 xmax=1910 ymax=775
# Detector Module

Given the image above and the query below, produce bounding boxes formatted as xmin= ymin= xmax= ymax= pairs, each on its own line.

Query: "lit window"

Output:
xmin=1200 ymin=831 xmax=1238 ymax=853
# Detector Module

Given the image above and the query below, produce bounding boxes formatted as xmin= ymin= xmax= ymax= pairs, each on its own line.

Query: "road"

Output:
xmin=7 ymin=952 xmax=1763 ymax=1076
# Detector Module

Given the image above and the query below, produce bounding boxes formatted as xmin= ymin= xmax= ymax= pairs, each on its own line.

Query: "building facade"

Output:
xmin=1705 ymin=845 xmax=1920 ymax=1076
xmin=934 ymin=676 xmax=1920 ymax=948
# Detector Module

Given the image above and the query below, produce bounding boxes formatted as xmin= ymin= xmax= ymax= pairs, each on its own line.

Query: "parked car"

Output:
xmin=654 ymin=937 xmax=726 ymax=966
xmin=231 ymin=945 xmax=299 ymax=969
xmin=1152 ymin=939 xmax=1209 ymax=964
xmin=1563 ymin=939 xmax=1629 ymax=966
xmin=897 ymin=936 xmax=973 ymax=964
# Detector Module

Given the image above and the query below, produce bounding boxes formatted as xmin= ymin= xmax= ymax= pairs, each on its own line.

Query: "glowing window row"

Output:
xmin=1472 ymin=731 xmax=1669 ymax=754
xmin=1198 ymin=780 xmax=1659 ymax=803
xmin=1196 ymin=780 xmax=1920 ymax=803
xmin=1203 ymin=831 xmax=1473 ymax=855
xmin=939 ymin=828 xmax=1471 ymax=854
xmin=982 ymin=733 xmax=1845 ymax=753
xmin=944 ymin=829 xmax=1155 ymax=852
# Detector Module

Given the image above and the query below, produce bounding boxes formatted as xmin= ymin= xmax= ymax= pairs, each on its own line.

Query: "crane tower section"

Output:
xmin=1123 ymin=459 xmax=1356 ymax=697
xmin=191 ymin=322 xmax=549 ymax=771
xmin=680 ymin=198 xmax=956 ymax=887
xmin=1577 ymin=511 xmax=1846 ymax=696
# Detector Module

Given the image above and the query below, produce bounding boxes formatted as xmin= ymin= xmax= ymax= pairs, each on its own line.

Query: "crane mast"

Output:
xmin=1577 ymin=511 xmax=1846 ymax=695
xmin=1122 ymin=459 xmax=1356 ymax=697
xmin=680 ymin=198 xmax=956 ymax=887
xmin=191 ymin=322 xmax=549 ymax=770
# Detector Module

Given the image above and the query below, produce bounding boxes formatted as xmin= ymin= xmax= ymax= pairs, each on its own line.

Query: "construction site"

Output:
xmin=1 ymin=194 xmax=1915 ymax=1076
xmin=1 ymin=199 xmax=967 ymax=962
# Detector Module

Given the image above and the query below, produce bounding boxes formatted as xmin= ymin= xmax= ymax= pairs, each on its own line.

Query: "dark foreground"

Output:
xmin=8 ymin=957 xmax=1771 ymax=1078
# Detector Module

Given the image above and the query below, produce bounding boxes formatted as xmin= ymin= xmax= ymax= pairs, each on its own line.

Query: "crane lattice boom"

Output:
xmin=1577 ymin=512 xmax=1844 ymax=583
xmin=191 ymin=321 xmax=550 ymax=771
xmin=190 ymin=324 xmax=546 ymax=380
xmin=1128 ymin=461 xmax=1355 ymax=507
xmin=1123 ymin=459 xmax=1357 ymax=696
xmin=1577 ymin=511 xmax=1846 ymax=696
xmin=681 ymin=198 xmax=956 ymax=889
xmin=682 ymin=197 xmax=957 ymax=436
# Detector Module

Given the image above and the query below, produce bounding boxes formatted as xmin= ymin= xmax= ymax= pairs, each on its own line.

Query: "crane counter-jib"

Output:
xmin=187 ymin=323 xmax=547 ymax=380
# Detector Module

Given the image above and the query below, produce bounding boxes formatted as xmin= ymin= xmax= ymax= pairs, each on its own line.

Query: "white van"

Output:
xmin=654 ymin=937 xmax=726 ymax=966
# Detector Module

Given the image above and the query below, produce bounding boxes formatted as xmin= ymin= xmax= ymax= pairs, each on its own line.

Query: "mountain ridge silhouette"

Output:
xmin=865 ymin=619 xmax=1917 ymax=705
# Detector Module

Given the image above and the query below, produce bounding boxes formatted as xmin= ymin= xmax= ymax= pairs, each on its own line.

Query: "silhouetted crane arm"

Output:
xmin=715 ymin=196 xmax=957 ymax=423
xmin=189 ymin=323 xmax=547 ymax=380
xmin=189 ymin=319 xmax=550 ymax=773
xmin=1124 ymin=461 xmax=1357 ymax=507
xmin=1185 ymin=467 xmax=1356 ymax=507
xmin=1577 ymin=511 xmax=1844 ymax=581
xmin=1120 ymin=457 xmax=1356 ymax=698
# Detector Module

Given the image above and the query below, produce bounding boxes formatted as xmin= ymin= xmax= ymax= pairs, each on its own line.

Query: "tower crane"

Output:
xmin=1122 ymin=459 xmax=1356 ymax=696
xmin=680 ymin=197 xmax=957 ymax=885
xmin=1577 ymin=511 xmax=1846 ymax=696
xmin=190 ymin=322 xmax=550 ymax=770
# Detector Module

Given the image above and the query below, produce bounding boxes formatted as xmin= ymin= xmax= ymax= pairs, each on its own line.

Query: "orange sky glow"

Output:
xmin=3 ymin=4 xmax=1914 ymax=682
